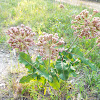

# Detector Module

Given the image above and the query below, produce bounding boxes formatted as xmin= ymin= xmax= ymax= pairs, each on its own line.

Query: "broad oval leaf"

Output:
xmin=18 ymin=52 xmax=32 ymax=66
xmin=20 ymin=74 xmax=37 ymax=83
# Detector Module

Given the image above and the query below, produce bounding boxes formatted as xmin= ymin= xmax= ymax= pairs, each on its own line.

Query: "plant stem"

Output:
xmin=49 ymin=54 xmax=50 ymax=68
xmin=27 ymin=50 xmax=30 ymax=55
xmin=84 ymin=44 xmax=97 ymax=57
xmin=66 ymin=36 xmax=78 ymax=52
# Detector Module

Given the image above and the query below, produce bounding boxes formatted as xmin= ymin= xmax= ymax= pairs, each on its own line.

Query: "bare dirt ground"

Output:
xmin=0 ymin=43 xmax=35 ymax=99
xmin=0 ymin=43 xmax=18 ymax=99
xmin=56 ymin=0 xmax=100 ymax=11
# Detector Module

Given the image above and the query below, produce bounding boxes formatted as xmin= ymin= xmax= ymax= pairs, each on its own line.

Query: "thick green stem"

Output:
xmin=49 ymin=57 xmax=50 ymax=69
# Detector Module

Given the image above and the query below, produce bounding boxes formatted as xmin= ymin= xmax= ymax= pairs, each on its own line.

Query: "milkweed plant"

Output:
xmin=6 ymin=9 xmax=100 ymax=91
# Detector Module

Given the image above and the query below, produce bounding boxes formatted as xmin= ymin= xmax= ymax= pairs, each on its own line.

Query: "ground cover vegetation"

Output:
xmin=0 ymin=0 xmax=100 ymax=99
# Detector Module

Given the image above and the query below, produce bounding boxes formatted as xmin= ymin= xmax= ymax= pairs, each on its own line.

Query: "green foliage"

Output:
xmin=19 ymin=53 xmax=51 ymax=83
xmin=20 ymin=74 xmax=37 ymax=83
xmin=18 ymin=52 xmax=74 ymax=90
xmin=84 ymin=68 xmax=100 ymax=89
xmin=19 ymin=52 xmax=32 ymax=66
xmin=18 ymin=44 xmax=96 ymax=91
xmin=19 ymin=53 xmax=61 ymax=90
xmin=55 ymin=61 xmax=69 ymax=80
xmin=21 ymin=79 xmax=45 ymax=99
xmin=18 ymin=52 xmax=36 ymax=72
xmin=49 ymin=77 xmax=60 ymax=90
xmin=0 ymin=33 xmax=6 ymax=43
xmin=70 ymin=47 xmax=97 ymax=71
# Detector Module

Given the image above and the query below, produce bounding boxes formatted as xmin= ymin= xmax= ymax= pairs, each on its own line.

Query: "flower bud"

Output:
xmin=97 ymin=43 xmax=100 ymax=47
xmin=21 ymin=31 xmax=24 ymax=36
xmin=31 ymin=32 xmax=36 ymax=37
xmin=21 ymin=24 xmax=24 ymax=27
xmin=57 ymin=56 xmax=60 ymax=59
xmin=52 ymin=37 xmax=57 ymax=43
xmin=85 ymin=11 xmax=89 ymax=17
xmin=26 ymin=31 xmax=30 ymax=36
xmin=81 ymin=15 xmax=85 ymax=19
xmin=71 ymin=20 xmax=74 ymax=24
xmin=26 ymin=26 xmax=29 ymax=29
xmin=93 ymin=10 xmax=99 ymax=15
xmin=59 ymin=4 xmax=64 ymax=8
xmin=49 ymin=34 xmax=53 ymax=39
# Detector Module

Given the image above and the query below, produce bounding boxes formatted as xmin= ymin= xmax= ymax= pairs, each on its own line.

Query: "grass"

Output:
xmin=0 ymin=0 xmax=86 ymax=42
xmin=0 ymin=0 xmax=100 ymax=99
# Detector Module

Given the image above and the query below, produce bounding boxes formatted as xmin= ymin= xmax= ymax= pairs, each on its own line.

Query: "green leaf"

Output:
xmin=69 ymin=48 xmax=96 ymax=71
xmin=59 ymin=70 xmax=68 ymax=80
xmin=67 ymin=53 xmax=73 ymax=59
xmin=70 ymin=66 xmax=75 ymax=71
xmin=18 ymin=53 xmax=52 ymax=82
xmin=49 ymin=77 xmax=60 ymax=90
xmin=73 ymin=59 xmax=80 ymax=66
xmin=50 ymin=68 xmax=57 ymax=77
xmin=18 ymin=52 xmax=36 ymax=72
xmin=55 ymin=61 xmax=69 ymax=80
xmin=25 ymin=65 xmax=32 ymax=70
xmin=38 ymin=77 xmax=46 ymax=86
xmin=36 ymin=55 xmax=44 ymax=65
xmin=76 ymin=56 xmax=97 ymax=71
xmin=60 ymin=51 xmax=68 ymax=60
xmin=36 ymin=65 xmax=50 ymax=81
xmin=71 ymin=47 xmax=83 ymax=57
xmin=71 ymin=71 xmax=77 ymax=77
xmin=20 ymin=74 xmax=37 ymax=83
xmin=18 ymin=52 xmax=32 ymax=66
xmin=55 ymin=61 xmax=62 ymax=74
xmin=61 ymin=51 xmax=68 ymax=56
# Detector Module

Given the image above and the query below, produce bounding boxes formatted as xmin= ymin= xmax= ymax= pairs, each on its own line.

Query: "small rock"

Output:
xmin=1 ymin=49 xmax=4 ymax=52
xmin=6 ymin=54 xmax=10 ymax=58
xmin=0 ymin=83 xmax=6 ymax=89
xmin=77 ymin=93 xmax=83 ymax=100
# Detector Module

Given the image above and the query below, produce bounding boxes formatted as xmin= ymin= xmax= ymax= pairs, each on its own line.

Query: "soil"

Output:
xmin=0 ymin=43 xmax=16 ymax=79
xmin=0 ymin=43 xmax=36 ymax=100
xmin=0 ymin=43 xmax=18 ymax=99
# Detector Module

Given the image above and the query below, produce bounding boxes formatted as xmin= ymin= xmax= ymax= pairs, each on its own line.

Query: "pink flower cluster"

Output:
xmin=36 ymin=32 xmax=65 ymax=60
xmin=7 ymin=24 xmax=35 ymax=52
xmin=71 ymin=9 xmax=100 ymax=39
xmin=6 ymin=25 xmax=65 ymax=60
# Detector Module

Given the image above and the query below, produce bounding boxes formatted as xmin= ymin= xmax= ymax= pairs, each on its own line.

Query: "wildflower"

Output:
xmin=71 ymin=9 xmax=100 ymax=39
xmin=36 ymin=32 xmax=65 ymax=61
xmin=7 ymin=24 xmax=35 ymax=52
